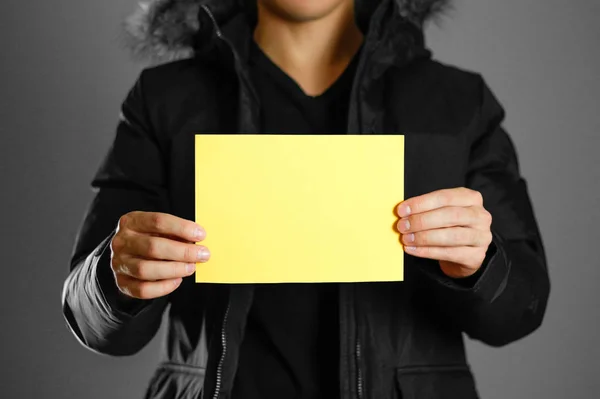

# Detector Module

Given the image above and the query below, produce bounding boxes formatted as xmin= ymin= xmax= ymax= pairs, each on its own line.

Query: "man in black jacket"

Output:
xmin=61 ymin=0 xmax=550 ymax=398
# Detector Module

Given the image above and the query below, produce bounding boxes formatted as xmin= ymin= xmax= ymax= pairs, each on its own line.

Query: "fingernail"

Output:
xmin=399 ymin=218 xmax=410 ymax=232
xmin=404 ymin=233 xmax=415 ymax=243
xmin=186 ymin=263 xmax=196 ymax=274
xmin=194 ymin=227 xmax=206 ymax=240
xmin=173 ymin=278 xmax=182 ymax=287
xmin=197 ymin=247 xmax=211 ymax=261
xmin=398 ymin=205 xmax=411 ymax=217
xmin=405 ymin=246 xmax=417 ymax=251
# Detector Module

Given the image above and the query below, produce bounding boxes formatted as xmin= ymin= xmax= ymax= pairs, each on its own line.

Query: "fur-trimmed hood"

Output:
xmin=120 ymin=0 xmax=451 ymax=64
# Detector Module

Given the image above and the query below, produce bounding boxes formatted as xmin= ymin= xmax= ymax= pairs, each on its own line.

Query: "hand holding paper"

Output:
xmin=396 ymin=187 xmax=494 ymax=278
xmin=195 ymin=134 xmax=405 ymax=284
xmin=110 ymin=211 xmax=210 ymax=299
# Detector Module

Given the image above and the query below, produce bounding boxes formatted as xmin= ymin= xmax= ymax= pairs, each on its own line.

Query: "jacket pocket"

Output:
xmin=144 ymin=362 xmax=206 ymax=399
xmin=395 ymin=364 xmax=479 ymax=399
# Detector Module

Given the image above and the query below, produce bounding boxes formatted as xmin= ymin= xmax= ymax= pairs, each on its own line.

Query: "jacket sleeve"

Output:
xmin=419 ymin=75 xmax=551 ymax=347
xmin=61 ymin=69 xmax=170 ymax=356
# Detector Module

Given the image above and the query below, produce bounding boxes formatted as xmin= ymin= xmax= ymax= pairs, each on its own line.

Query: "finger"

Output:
xmin=403 ymin=245 xmax=485 ymax=269
xmin=129 ymin=234 xmax=211 ymax=263
xmin=397 ymin=206 xmax=480 ymax=233
xmin=126 ymin=211 xmax=206 ymax=242
xmin=401 ymin=227 xmax=491 ymax=247
xmin=397 ymin=187 xmax=483 ymax=217
xmin=147 ymin=232 xmax=195 ymax=243
xmin=115 ymin=273 xmax=182 ymax=300
xmin=113 ymin=255 xmax=196 ymax=281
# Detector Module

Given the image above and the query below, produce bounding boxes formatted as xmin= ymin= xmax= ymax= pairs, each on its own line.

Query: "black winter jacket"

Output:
xmin=61 ymin=1 xmax=551 ymax=398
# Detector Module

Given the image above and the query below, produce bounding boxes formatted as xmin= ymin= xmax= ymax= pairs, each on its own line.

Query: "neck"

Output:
xmin=253 ymin=1 xmax=364 ymax=96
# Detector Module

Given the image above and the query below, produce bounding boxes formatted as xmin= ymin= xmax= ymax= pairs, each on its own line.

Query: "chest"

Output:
xmin=163 ymin=71 xmax=474 ymax=225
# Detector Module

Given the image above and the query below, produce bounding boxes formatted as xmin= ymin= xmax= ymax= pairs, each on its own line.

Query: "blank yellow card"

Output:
xmin=195 ymin=134 xmax=404 ymax=283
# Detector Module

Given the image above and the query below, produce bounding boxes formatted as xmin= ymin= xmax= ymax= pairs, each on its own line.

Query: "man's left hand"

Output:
xmin=396 ymin=187 xmax=493 ymax=278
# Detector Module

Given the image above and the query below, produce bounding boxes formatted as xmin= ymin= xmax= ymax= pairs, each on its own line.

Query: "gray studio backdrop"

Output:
xmin=1 ymin=0 xmax=598 ymax=398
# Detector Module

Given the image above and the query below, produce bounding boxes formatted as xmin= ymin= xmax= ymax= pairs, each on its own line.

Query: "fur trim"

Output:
xmin=119 ymin=0 xmax=451 ymax=64
xmin=119 ymin=0 xmax=201 ymax=63
xmin=396 ymin=0 xmax=452 ymax=26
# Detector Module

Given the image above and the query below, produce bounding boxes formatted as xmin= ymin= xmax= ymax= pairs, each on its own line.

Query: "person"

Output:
xmin=61 ymin=0 xmax=551 ymax=398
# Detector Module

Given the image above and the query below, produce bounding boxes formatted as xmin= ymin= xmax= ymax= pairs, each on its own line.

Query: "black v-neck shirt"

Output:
xmin=230 ymin=42 xmax=361 ymax=399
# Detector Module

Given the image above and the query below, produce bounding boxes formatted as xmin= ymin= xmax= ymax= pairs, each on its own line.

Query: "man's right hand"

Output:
xmin=109 ymin=211 xmax=210 ymax=300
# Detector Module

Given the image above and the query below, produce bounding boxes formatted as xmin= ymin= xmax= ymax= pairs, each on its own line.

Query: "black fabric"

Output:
xmin=230 ymin=42 xmax=361 ymax=399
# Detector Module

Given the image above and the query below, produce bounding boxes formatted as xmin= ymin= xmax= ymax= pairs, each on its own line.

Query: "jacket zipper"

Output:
xmin=212 ymin=302 xmax=230 ymax=399
xmin=201 ymin=4 xmax=223 ymax=40
xmin=348 ymin=32 xmax=382 ymax=399
xmin=200 ymin=4 xmax=260 ymax=107
xmin=356 ymin=338 xmax=363 ymax=399
xmin=199 ymin=7 xmax=236 ymax=399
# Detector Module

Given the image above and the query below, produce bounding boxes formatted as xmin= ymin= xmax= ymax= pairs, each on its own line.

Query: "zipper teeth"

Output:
xmin=356 ymin=339 xmax=363 ymax=399
xmin=201 ymin=6 xmax=229 ymax=398
xmin=201 ymin=5 xmax=223 ymax=39
xmin=212 ymin=302 xmax=230 ymax=399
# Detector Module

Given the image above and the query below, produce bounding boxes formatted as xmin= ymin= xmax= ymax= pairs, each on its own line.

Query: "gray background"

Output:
xmin=1 ymin=0 xmax=598 ymax=398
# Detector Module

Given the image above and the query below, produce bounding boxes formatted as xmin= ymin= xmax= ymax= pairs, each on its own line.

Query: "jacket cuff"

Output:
xmin=421 ymin=228 xmax=510 ymax=304
xmin=92 ymin=230 xmax=155 ymax=318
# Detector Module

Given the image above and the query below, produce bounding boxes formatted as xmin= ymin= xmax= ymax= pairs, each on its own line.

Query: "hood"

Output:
xmin=119 ymin=0 xmax=451 ymax=64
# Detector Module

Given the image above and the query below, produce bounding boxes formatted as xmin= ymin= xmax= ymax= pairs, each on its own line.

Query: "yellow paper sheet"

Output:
xmin=195 ymin=134 xmax=404 ymax=283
